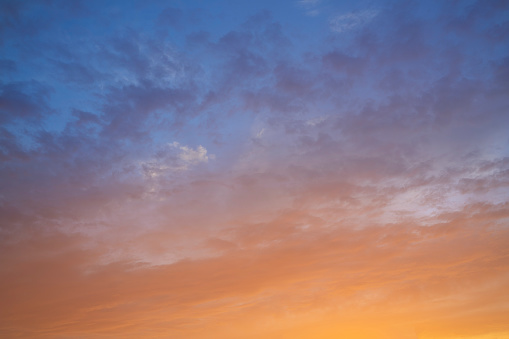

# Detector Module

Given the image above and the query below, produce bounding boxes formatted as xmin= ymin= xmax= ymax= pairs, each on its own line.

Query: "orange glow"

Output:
xmin=1 ymin=204 xmax=508 ymax=338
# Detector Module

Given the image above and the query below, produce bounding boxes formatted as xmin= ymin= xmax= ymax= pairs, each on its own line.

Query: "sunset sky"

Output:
xmin=1 ymin=0 xmax=509 ymax=338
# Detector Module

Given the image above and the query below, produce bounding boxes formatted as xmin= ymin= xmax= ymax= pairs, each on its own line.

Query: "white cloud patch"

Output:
xmin=329 ymin=9 xmax=379 ymax=33
xmin=305 ymin=116 xmax=327 ymax=126
xmin=172 ymin=142 xmax=211 ymax=168
xmin=141 ymin=142 xmax=213 ymax=179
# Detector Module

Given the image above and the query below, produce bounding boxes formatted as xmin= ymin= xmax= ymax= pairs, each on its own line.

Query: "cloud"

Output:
xmin=50 ymin=60 xmax=102 ymax=85
xmin=141 ymin=142 xmax=213 ymax=179
xmin=172 ymin=142 xmax=212 ymax=169
xmin=322 ymin=51 xmax=366 ymax=74
xmin=329 ymin=9 xmax=379 ymax=33
xmin=0 ymin=81 xmax=51 ymax=124
xmin=297 ymin=0 xmax=322 ymax=16
xmin=298 ymin=0 xmax=321 ymax=5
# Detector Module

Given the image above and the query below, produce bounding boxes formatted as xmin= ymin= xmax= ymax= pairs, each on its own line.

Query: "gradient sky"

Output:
xmin=1 ymin=0 xmax=509 ymax=338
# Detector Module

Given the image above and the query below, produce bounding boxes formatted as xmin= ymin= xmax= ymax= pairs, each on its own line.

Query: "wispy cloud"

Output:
xmin=297 ymin=0 xmax=322 ymax=16
xmin=298 ymin=0 xmax=321 ymax=5
xmin=329 ymin=9 xmax=379 ymax=33
xmin=141 ymin=142 xmax=212 ymax=179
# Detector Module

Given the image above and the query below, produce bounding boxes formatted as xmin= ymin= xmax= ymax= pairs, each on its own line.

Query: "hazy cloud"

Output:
xmin=329 ymin=9 xmax=379 ymax=33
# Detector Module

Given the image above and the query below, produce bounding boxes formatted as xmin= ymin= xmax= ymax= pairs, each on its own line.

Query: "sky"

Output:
xmin=1 ymin=0 xmax=509 ymax=338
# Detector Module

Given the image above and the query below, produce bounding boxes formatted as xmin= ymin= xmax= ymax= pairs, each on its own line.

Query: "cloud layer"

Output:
xmin=1 ymin=0 xmax=508 ymax=338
